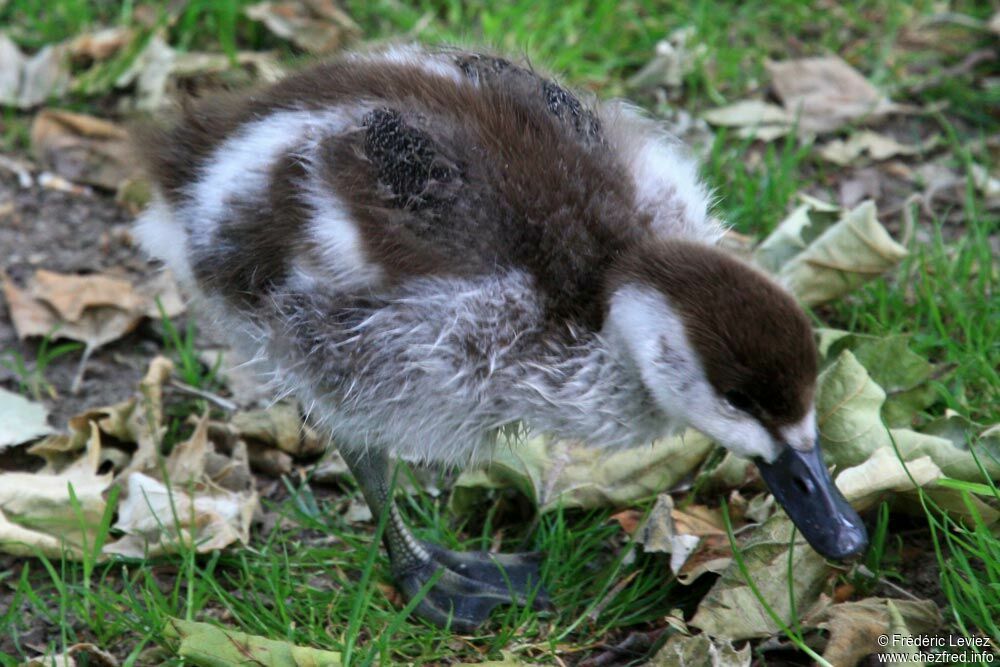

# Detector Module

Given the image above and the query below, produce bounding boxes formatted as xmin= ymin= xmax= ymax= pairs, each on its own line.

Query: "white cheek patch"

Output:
xmin=781 ymin=406 xmax=816 ymax=451
xmin=607 ymin=285 xmax=779 ymax=461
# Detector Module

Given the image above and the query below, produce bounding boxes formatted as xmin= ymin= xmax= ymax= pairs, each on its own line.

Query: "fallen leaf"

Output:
xmin=0 ymin=153 xmax=34 ymax=188
xmin=245 ymin=0 xmax=360 ymax=55
xmin=818 ymin=350 xmax=1000 ymax=484
xmin=0 ymin=422 xmax=112 ymax=559
xmin=37 ymin=171 xmax=94 ymax=196
xmin=817 ymin=349 xmax=899 ymax=468
xmin=23 ymin=643 xmax=119 ymax=667
xmin=753 ymin=197 xmax=840 ymax=274
xmin=774 ymin=200 xmax=909 ymax=306
xmin=113 ymin=35 xmax=285 ymax=110
xmin=0 ymin=34 xmax=25 ymax=105
xmin=163 ymin=618 xmax=342 ymax=666
xmin=688 ymin=512 xmax=830 ymax=640
xmin=702 ymin=99 xmax=793 ymax=141
xmin=838 ymin=168 xmax=884 ymax=209
xmin=822 ymin=332 xmax=937 ymax=426
xmin=114 ymin=34 xmax=176 ymax=110
xmin=836 ymin=447 xmax=943 ymax=511
xmin=230 ymin=401 xmax=324 ymax=458
xmin=105 ymin=468 xmax=255 ymax=558
xmin=628 ymin=27 xmax=703 ymax=90
xmin=0 ymin=387 xmax=53 ymax=451
xmin=912 ymin=160 xmax=1000 ymax=212
xmin=650 ymin=633 xmax=751 ymax=667
xmin=33 ymin=269 xmax=143 ymax=321
xmin=344 ymin=497 xmax=372 ymax=523
xmin=675 ymin=535 xmax=732 ymax=585
xmin=818 ymin=131 xmax=938 ymax=166
xmin=30 ymin=109 xmax=133 ymax=190
xmin=971 ymin=163 xmax=1000 ymax=204
xmin=634 ymin=494 xmax=703 ymax=574
xmin=311 ymin=448 xmax=351 ymax=483
xmin=0 ymin=35 xmax=71 ymax=109
xmin=767 ymin=56 xmax=895 ymax=134
xmin=67 ymin=27 xmax=134 ymax=62
xmin=805 ymin=597 xmax=941 ymax=667
xmin=452 ymin=431 xmax=715 ymax=514
xmin=0 ymin=356 xmax=261 ymax=560
xmin=104 ymin=411 xmax=257 ymax=558
xmin=2 ymin=269 xmax=183 ymax=361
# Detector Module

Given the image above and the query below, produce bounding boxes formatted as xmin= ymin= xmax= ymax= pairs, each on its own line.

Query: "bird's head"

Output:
xmin=607 ymin=239 xmax=867 ymax=559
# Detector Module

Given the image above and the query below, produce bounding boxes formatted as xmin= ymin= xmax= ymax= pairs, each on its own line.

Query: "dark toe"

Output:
xmin=420 ymin=542 xmax=549 ymax=606
xmin=397 ymin=564 xmax=513 ymax=632
xmin=392 ymin=544 xmax=552 ymax=630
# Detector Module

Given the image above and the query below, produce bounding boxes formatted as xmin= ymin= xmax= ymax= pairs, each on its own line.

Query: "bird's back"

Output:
xmin=136 ymin=46 xmax=718 ymax=329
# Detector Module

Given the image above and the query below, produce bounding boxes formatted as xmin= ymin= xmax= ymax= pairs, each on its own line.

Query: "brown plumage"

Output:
xmin=134 ymin=45 xmax=866 ymax=631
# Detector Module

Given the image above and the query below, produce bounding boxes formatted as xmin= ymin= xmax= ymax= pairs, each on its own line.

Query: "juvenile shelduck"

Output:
xmin=135 ymin=45 xmax=868 ymax=630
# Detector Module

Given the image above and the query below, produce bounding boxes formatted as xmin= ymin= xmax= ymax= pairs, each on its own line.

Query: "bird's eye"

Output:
xmin=724 ymin=390 xmax=754 ymax=414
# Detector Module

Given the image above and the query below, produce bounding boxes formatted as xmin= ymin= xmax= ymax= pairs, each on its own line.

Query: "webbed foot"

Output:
xmin=394 ymin=542 xmax=551 ymax=632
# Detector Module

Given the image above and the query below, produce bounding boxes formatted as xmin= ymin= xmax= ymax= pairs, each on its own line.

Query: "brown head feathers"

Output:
xmin=608 ymin=240 xmax=817 ymax=434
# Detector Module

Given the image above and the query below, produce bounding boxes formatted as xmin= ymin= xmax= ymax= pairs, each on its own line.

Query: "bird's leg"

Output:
xmin=339 ymin=447 xmax=550 ymax=631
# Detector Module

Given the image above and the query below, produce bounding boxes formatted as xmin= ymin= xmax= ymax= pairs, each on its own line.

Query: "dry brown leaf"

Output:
xmin=103 ymin=387 xmax=257 ymax=558
xmin=30 ymin=109 xmax=133 ymax=190
xmin=311 ymin=448 xmax=351 ymax=483
xmin=245 ymin=0 xmax=360 ymax=55
xmin=453 ymin=431 xmax=716 ymax=514
xmin=0 ymin=356 xmax=260 ymax=560
xmin=767 ymin=56 xmax=895 ymax=134
xmin=67 ymin=27 xmax=134 ymax=62
xmin=633 ymin=495 xmax=730 ymax=578
xmin=675 ymin=534 xmax=732 ymax=585
xmin=818 ymin=131 xmax=938 ymax=166
xmin=2 ymin=269 xmax=183 ymax=354
xmin=806 ymin=597 xmax=941 ymax=667
xmin=32 ymin=269 xmax=143 ymax=321
xmin=230 ymin=400 xmax=323 ymax=457
xmin=672 ymin=504 xmax=726 ymax=537
xmin=23 ymin=642 xmax=119 ymax=667
xmin=610 ymin=508 xmax=643 ymax=534
xmin=28 ymin=357 xmax=172 ymax=476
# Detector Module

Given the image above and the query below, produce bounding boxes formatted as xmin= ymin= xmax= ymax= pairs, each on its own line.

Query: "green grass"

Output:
xmin=0 ymin=475 xmax=694 ymax=665
xmin=0 ymin=329 xmax=82 ymax=401
xmin=0 ymin=0 xmax=998 ymax=664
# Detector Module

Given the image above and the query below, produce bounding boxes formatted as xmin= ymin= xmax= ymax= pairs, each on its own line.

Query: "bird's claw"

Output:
xmin=394 ymin=542 xmax=551 ymax=632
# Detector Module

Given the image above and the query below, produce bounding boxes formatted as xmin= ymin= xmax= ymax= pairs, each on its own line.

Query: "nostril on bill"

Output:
xmin=794 ymin=475 xmax=814 ymax=494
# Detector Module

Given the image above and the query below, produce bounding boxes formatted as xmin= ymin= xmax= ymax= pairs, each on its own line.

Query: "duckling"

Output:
xmin=134 ymin=45 xmax=868 ymax=631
